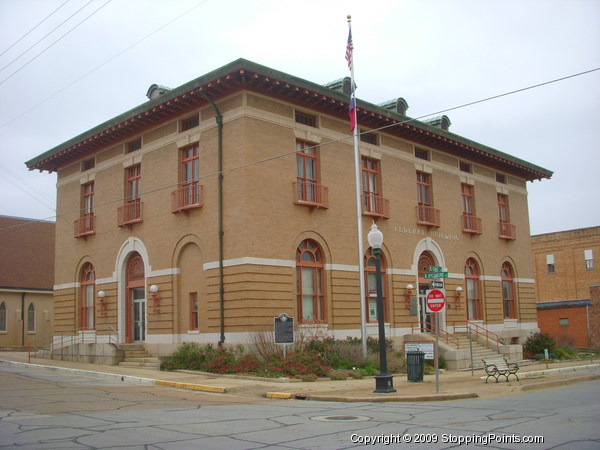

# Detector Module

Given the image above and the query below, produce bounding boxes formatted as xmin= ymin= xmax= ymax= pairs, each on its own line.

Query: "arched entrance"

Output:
xmin=125 ymin=252 xmax=146 ymax=342
xmin=417 ymin=252 xmax=437 ymax=332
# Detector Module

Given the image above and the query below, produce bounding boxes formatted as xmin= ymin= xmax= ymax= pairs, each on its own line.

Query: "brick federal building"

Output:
xmin=26 ymin=59 xmax=553 ymax=363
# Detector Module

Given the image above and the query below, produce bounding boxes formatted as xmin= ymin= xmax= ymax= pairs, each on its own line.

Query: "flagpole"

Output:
xmin=347 ymin=15 xmax=368 ymax=358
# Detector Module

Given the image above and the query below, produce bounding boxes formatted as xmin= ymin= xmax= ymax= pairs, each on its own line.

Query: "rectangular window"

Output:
xmin=82 ymin=182 xmax=94 ymax=216
xmin=27 ymin=304 xmax=35 ymax=332
xmin=189 ymin=293 xmax=198 ymax=330
xmin=0 ymin=303 xmax=6 ymax=332
xmin=585 ymin=249 xmax=594 ymax=270
xmin=498 ymin=194 xmax=510 ymax=223
xmin=496 ymin=173 xmax=506 ymax=184
xmin=296 ymin=140 xmax=319 ymax=202
xmin=127 ymin=139 xmax=142 ymax=153
xmin=295 ymin=111 xmax=316 ymax=127
xmin=546 ymin=254 xmax=556 ymax=273
xmin=461 ymin=184 xmax=474 ymax=216
xmin=127 ymin=164 xmax=141 ymax=202
xmin=415 ymin=148 xmax=429 ymax=160
xmin=559 ymin=318 xmax=569 ymax=327
xmin=361 ymin=157 xmax=384 ymax=216
xmin=82 ymin=158 xmax=95 ymax=171
xmin=417 ymin=172 xmax=431 ymax=207
xmin=119 ymin=164 xmax=142 ymax=226
xmin=181 ymin=116 xmax=199 ymax=131
xmin=459 ymin=161 xmax=472 ymax=173
xmin=360 ymin=131 xmax=377 ymax=145
xmin=75 ymin=182 xmax=95 ymax=237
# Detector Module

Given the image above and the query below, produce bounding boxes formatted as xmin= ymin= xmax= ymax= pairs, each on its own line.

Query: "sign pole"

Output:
xmin=435 ymin=313 xmax=439 ymax=393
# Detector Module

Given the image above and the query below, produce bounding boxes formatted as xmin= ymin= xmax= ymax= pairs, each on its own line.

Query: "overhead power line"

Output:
xmin=0 ymin=0 xmax=71 ymax=58
xmin=0 ymin=0 xmax=112 ymax=86
xmin=0 ymin=0 xmax=94 ymax=75
xmin=0 ymin=0 xmax=211 ymax=131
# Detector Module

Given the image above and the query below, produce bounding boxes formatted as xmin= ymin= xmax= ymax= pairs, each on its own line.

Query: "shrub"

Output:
xmin=523 ymin=332 xmax=557 ymax=357
xmin=329 ymin=369 xmax=349 ymax=380
xmin=555 ymin=347 xmax=577 ymax=360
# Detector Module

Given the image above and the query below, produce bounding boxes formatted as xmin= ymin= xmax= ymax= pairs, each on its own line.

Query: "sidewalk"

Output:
xmin=1 ymin=352 xmax=598 ymax=402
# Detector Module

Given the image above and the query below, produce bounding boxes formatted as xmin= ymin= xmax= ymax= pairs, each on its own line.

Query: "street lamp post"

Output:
xmin=368 ymin=222 xmax=396 ymax=393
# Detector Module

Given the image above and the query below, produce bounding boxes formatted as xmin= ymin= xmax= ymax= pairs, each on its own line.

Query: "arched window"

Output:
xmin=0 ymin=302 xmax=6 ymax=331
xmin=296 ymin=239 xmax=325 ymax=322
xmin=365 ymin=248 xmax=387 ymax=322
xmin=418 ymin=252 xmax=436 ymax=278
xmin=501 ymin=262 xmax=516 ymax=319
xmin=27 ymin=303 xmax=35 ymax=332
xmin=465 ymin=258 xmax=482 ymax=320
xmin=80 ymin=263 xmax=96 ymax=329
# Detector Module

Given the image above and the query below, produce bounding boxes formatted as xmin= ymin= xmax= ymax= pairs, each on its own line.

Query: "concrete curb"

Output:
xmin=300 ymin=392 xmax=479 ymax=402
xmin=155 ymin=380 xmax=228 ymax=393
xmin=520 ymin=374 xmax=600 ymax=392
xmin=0 ymin=359 xmax=155 ymax=385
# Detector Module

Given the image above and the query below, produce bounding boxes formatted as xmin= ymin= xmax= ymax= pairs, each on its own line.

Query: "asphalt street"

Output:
xmin=0 ymin=363 xmax=599 ymax=449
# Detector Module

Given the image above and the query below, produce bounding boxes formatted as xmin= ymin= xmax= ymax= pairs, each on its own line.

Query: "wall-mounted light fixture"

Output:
xmin=405 ymin=283 xmax=414 ymax=309
xmin=150 ymin=284 xmax=160 ymax=314
xmin=455 ymin=286 xmax=463 ymax=310
xmin=98 ymin=290 xmax=107 ymax=317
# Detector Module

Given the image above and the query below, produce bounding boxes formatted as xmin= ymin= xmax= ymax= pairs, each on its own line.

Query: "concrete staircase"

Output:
xmin=117 ymin=343 xmax=160 ymax=369
xmin=453 ymin=333 xmax=504 ymax=368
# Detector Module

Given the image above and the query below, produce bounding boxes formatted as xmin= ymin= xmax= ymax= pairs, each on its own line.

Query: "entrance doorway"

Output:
xmin=417 ymin=251 xmax=439 ymax=333
xmin=125 ymin=253 xmax=146 ymax=343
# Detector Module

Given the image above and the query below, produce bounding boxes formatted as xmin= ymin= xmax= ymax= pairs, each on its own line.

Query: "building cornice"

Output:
xmin=26 ymin=58 xmax=553 ymax=181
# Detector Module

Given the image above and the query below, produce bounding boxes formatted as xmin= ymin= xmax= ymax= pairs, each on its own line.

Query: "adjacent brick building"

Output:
xmin=532 ymin=226 xmax=600 ymax=349
xmin=0 ymin=215 xmax=55 ymax=348
xmin=26 ymin=59 xmax=552 ymax=357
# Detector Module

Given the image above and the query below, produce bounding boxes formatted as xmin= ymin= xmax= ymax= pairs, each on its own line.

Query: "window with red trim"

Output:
xmin=417 ymin=172 xmax=431 ymax=207
xmin=364 ymin=248 xmax=388 ymax=322
xmin=465 ymin=258 xmax=482 ymax=320
xmin=296 ymin=239 xmax=325 ymax=322
xmin=498 ymin=194 xmax=510 ymax=223
xmin=80 ymin=263 xmax=95 ymax=329
xmin=127 ymin=164 xmax=141 ymax=202
xmin=501 ymin=262 xmax=516 ymax=319
xmin=296 ymin=141 xmax=319 ymax=202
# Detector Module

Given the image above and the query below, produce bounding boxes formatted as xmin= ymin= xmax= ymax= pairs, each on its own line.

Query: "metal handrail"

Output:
xmin=454 ymin=321 xmax=502 ymax=350
xmin=412 ymin=321 xmax=460 ymax=349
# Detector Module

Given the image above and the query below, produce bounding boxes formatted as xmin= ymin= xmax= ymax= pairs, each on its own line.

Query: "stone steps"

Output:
xmin=118 ymin=344 xmax=160 ymax=369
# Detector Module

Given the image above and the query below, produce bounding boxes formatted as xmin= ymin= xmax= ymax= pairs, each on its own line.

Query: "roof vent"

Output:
xmin=379 ymin=98 xmax=409 ymax=116
xmin=423 ymin=115 xmax=451 ymax=131
xmin=324 ymin=77 xmax=353 ymax=96
xmin=146 ymin=84 xmax=172 ymax=100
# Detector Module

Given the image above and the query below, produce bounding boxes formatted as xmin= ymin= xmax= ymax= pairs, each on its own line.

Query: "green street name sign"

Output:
xmin=424 ymin=272 xmax=448 ymax=279
xmin=429 ymin=265 xmax=443 ymax=272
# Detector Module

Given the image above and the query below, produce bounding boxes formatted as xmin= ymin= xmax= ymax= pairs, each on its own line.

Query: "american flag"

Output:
xmin=345 ymin=28 xmax=353 ymax=71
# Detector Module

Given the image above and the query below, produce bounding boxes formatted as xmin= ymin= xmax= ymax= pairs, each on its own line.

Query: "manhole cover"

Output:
xmin=311 ymin=415 xmax=371 ymax=422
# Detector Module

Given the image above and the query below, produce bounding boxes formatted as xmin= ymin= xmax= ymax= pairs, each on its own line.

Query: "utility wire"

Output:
xmin=0 ymin=66 xmax=598 ymax=232
xmin=0 ymin=0 xmax=71 ymax=58
xmin=0 ymin=0 xmax=211 ymax=131
xmin=0 ymin=0 xmax=94 ymax=74
xmin=0 ymin=0 xmax=112 ymax=85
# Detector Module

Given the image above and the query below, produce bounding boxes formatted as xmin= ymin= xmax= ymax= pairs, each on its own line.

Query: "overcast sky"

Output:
xmin=0 ymin=0 xmax=598 ymax=235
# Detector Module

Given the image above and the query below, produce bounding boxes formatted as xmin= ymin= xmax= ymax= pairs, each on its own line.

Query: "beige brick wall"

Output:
xmin=50 ymin=90 xmax=538 ymax=345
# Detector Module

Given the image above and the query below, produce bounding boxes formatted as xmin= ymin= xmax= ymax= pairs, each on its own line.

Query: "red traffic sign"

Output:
xmin=426 ymin=289 xmax=446 ymax=313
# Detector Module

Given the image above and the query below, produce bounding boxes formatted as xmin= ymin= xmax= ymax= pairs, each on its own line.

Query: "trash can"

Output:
xmin=406 ymin=351 xmax=425 ymax=382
